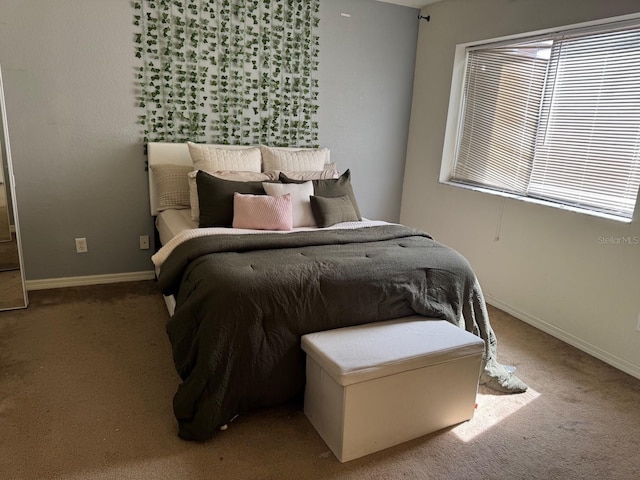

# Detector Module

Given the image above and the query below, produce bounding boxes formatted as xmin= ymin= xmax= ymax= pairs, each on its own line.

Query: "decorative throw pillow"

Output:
xmin=188 ymin=170 xmax=276 ymax=222
xmin=262 ymin=181 xmax=316 ymax=227
xmin=280 ymin=169 xmax=362 ymax=220
xmin=188 ymin=142 xmax=261 ymax=173
xmin=232 ymin=192 xmax=293 ymax=231
xmin=310 ymin=195 xmax=359 ymax=228
xmin=149 ymin=164 xmax=192 ymax=211
xmin=196 ymin=170 xmax=266 ymax=227
xmin=260 ymin=145 xmax=330 ymax=172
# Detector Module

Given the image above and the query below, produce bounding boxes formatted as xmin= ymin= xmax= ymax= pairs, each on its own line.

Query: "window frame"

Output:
xmin=440 ymin=12 xmax=640 ymax=224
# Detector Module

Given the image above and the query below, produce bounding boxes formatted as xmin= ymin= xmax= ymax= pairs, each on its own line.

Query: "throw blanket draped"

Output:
xmin=158 ymin=225 xmax=527 ymax=441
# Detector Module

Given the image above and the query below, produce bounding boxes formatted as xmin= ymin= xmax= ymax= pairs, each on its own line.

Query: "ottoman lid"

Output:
xmin=301 ymin=317 xmax=485 ymax=386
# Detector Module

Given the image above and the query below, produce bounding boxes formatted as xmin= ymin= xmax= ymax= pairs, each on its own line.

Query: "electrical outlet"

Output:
xmin=139 ymin=235 xmax=150 ymax=250
xmin=75 ymin=237 xmax=88 ymax=253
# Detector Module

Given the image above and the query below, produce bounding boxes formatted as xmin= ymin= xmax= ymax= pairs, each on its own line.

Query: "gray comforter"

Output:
xmin=158 ymin=224 xmax=527 ymax=441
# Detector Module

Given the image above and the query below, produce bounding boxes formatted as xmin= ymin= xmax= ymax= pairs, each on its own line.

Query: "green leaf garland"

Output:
xmin=133 ymin=0 xmax=320 ymax=146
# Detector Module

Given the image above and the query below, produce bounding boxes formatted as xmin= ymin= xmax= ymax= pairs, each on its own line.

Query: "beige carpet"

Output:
xmin=0 ymin=269 xmax=25 ymax=310
xmin=0 ymin=236 xmax=20 ymax=271
xmin=0 ymin=208 xmax=11 ymax=244
xmin=0 ymin=187 xmax=11 ymax=242
xmin=0 ymin=281 xmax=638 ymax=480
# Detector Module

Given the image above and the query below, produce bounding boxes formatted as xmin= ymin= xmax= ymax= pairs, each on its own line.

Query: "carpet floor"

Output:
xmin=0 ymin=236 xmax=19 ymax=271
xmin=0 ymin=281 xmax=638 ymax=479
xmin=0 ymin=197 xmax=11 ymax=242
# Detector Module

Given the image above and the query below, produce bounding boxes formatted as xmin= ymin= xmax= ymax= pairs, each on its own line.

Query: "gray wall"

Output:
xmin=318 ymin=0 xmax=418 ymax=222
xmin=402 ymin=0 xmax=640 ymax=378
xmin=0 ymin=0 xmax=418 ymax=281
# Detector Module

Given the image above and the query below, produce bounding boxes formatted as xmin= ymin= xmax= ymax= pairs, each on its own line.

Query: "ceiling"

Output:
xmin=376 ymin=0 xmax=441 ymax=9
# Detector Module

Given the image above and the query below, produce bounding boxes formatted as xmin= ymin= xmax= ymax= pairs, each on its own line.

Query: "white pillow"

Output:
xmin=262 ymin=181 xmax=316 ymax=227
xmin=188 ymin=142 xmax=261 ymax=172
xmin=188 ymin=170 xmax=275 ymax=222
xmin=260 ymin=145 xmax=330 ymax=172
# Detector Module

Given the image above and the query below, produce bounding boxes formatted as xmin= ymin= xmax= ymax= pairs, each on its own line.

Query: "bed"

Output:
xmin=148 ymin=141 xmax=528 ymax=441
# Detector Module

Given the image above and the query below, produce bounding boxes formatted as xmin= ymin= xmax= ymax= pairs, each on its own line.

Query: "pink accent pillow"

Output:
xmin=232 ymin=192 xmax=293 ymax=231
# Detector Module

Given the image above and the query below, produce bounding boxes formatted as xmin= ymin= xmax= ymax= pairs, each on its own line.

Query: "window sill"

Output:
xmin=440 ymin=181 xmax=634 ymax=224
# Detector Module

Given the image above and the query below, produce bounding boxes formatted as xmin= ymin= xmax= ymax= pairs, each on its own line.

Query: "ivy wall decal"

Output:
xmin=133 ymin=0 xmax=320 ymax=147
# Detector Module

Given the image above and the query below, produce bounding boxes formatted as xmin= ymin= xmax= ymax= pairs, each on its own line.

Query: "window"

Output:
xmin=447 ymin=18 xmax=640 ymax=221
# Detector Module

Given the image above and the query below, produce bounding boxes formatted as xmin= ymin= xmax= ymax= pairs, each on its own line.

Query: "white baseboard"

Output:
xmin=26 ymin=271 xmax=156 ymax=291
xmin=485 ymin=295 xmax=640 ymax=381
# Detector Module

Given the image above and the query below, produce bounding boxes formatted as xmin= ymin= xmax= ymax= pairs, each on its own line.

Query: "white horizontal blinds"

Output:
xmin=453 ymin=40 xmax=550 ymax=193
xmin=529 ymin=23 xmax=640 ymax=218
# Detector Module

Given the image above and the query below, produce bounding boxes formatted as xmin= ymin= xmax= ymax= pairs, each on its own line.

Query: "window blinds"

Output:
xmin=453 ymin=40 xmax=550 ymax=194
xmin=452 ymin=20 xmax=640 ymax=219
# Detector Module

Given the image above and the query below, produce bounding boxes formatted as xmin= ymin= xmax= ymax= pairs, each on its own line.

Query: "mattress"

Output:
xmin=156 ymin=209 xmax=197 ymax=246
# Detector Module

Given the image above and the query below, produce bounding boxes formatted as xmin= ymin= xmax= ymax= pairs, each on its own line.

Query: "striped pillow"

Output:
xmin=232 ymin=193 xmax=293 ymax=231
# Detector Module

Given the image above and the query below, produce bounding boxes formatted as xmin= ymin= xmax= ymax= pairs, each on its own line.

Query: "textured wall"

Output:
xmin=0 ymin=0 xmax=418 ymax=280
xmin=402 ymin=0 xmax=640 ymax=378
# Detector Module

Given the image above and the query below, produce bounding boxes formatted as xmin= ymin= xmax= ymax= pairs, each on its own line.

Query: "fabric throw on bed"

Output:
xmin=157 ymin=224 xmax=528 ymax=441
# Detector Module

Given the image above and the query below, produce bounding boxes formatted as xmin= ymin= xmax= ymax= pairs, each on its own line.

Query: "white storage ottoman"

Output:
xmin=301 ymin=316 xmax=485 ymax=462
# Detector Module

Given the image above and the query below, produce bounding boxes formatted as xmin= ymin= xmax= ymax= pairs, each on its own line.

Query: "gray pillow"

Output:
xmin=310 ymin=195 xmax=359 ymax=227
xmin=196 ymin=170 xmax=266 ymax=227
xmin=280 ymin=169 xmax=362 ymax=220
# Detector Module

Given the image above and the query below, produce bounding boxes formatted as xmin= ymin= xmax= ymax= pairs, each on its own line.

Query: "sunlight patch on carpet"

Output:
xmin=452 ymin=386 xmax=541 ymax=442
